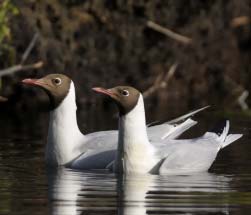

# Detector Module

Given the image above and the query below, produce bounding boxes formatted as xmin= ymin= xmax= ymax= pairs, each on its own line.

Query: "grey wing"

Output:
xmin=165 ymin=106 xmax=209 ymax=124
xmin=70 ymin=148 xmax=116 ymax=170
xmin=80 ymin=130 xmax=118 ymax=151
xmin=157 ymin=137 xmax=220 ymax=175
xmin=148 ymin=118 xmax=197 ymax=142
xmin=147 ymin=106 xmax=210 ymax=142
xmin=71 ymin=130 xmax=118 ymax=170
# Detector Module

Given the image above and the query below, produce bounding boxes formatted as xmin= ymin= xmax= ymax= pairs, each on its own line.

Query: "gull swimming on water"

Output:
xmin=93 ymin=86 xmax=242 ymax=175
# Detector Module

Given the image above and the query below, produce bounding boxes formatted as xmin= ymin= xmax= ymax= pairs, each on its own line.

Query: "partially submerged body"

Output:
xmin=93 ymin=86 xmax=242 ymax=175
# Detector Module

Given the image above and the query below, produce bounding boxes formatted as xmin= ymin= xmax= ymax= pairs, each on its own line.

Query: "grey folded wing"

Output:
xmin=147 ymin=106 xmax=210 ymax=141
xmin=156 ymin=137 xmax=220 ymax=175
xmin=71 ymin=130 xmax=118 ymax=169
xmin=70 ymin=149 xmax=116 ymax=170
xmin=148 ymin=118 xmax=197 ymax=141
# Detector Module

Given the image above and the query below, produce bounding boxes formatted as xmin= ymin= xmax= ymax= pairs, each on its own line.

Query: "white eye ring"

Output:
xmin=122 ymin=90 xmax=130 ymax=96
xmin=53 ymin=78 xmax=62 ymax=85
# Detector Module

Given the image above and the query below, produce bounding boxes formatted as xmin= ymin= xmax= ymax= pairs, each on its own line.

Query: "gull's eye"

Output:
xmin=121 ymin=89 xmax=129 ymax=96
xmin=53 ymin=78 xmax=62 ymax=85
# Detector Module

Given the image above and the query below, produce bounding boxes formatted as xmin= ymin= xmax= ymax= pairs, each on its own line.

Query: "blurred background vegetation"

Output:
xmin=0 ymin=0 xmax=18 ymax=58
xmin=0 ymin=0 xmax=250 ymax=115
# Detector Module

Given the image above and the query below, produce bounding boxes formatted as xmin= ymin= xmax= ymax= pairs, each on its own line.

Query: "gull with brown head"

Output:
xmin=93 ymin=85 xmax=243 ymax=175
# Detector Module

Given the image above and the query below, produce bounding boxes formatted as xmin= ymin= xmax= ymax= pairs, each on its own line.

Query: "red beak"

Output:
xmin=22 ymin=78 xmax=45 ymax=87
xmin=92 ymin=87 xmax=114 ymax=97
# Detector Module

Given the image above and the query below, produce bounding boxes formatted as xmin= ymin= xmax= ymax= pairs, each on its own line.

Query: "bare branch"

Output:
xmin=0 ymin=61 xmax=43 ymax=78
xmin=238 ymin=90 xmax=249 ymax=110
xmin=0 ymin=32 xmax=43 ymax=77
xmin=224 ymin=75 xmax=249 ymax=110
xmin=231 ymin=16 xmax=251 ymax=28
xmin=146 ymin=21 xmax=192 ymax=45
xmin=143 ymin=63 xmax=178 ymax=98
xmin=161 ymin=63 xmax=178 ymax=88
xmin=143 ymin=73 xmax=164 ymax=98
xmin=21 ymin=32 xmax=40 ymax=64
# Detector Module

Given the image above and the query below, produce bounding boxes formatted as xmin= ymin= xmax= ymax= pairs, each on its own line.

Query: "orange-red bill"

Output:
xmin=22 ymin=78 xmax=44 ymax=87
xmin=92 ymin=87 xmax=114 ymax=97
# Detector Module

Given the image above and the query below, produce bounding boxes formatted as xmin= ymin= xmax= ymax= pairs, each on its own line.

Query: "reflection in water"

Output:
xmin=48 ymin=168 xmax=234 ymax=215
xmin=156 ymin=173 xmax=233 ymax=192
xmin=47 ymin=168 xmax=83 ymax=215
xmin=117 ymin=174 xmax=154 ymax=215
xmin=149 ymin=173 xmax=233 ymax=214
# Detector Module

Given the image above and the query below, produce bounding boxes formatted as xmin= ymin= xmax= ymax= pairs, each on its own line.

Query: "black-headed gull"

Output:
xmin=93 ymin=86 xmax=242 ymax=175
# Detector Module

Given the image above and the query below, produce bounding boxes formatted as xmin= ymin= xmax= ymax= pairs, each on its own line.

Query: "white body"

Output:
xmin=46 ymin=83 xmax=84 ymax=165
xmin=117 ymin=95 xmax=157 ymax=174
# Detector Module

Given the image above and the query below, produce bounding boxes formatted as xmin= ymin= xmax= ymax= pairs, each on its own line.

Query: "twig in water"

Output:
xmin=146 ymin=21 xmax=192 ymax=45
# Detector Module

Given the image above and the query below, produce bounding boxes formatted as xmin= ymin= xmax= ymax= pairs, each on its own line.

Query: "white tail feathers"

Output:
xmin=218 ymin=120 xmax=243 ymax=148
xmin=218 ymin=120 xmax=230 ymax=143
xmin=221 ymin=134 xmax=243 ymax=148
xmin=203 ymin=120 xmax=242 ymax=149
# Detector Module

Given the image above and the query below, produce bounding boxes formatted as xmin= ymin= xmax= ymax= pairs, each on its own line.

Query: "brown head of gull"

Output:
xmin=22 ymin=74 xmax=71 ymax=109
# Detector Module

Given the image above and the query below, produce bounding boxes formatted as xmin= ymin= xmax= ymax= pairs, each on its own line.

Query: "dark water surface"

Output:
xmin=0 ymin=109 xmax=250 ymax=215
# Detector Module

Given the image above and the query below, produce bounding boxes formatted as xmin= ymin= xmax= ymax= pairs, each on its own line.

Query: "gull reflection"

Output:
xmin=117 ymin=174 xmax=154 ymax=215
xmin=47 ymin=168 xmax=233 ymax=215
xmin=47 ymin=168 xmax=116 ymax=215
xmin=117 ymin=172 xmax=233 ymax=215
xmin=151 ymin=173 xmax=233 ymax=214
xmin=156 ymin=172 xmax=233 ymax=192
xmin=47 ymin=167 xmax=83 ymax=215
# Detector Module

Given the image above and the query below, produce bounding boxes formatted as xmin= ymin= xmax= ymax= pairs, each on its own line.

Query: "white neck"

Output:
xmin=46 ymin=82 xmax=84 ymax=166
xmin=116 ymin=94 xmax=157 ymax=174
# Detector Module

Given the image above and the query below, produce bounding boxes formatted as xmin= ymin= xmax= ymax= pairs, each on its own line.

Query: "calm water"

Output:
xmin=0 ymin=108 xmax=250 ymax=215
